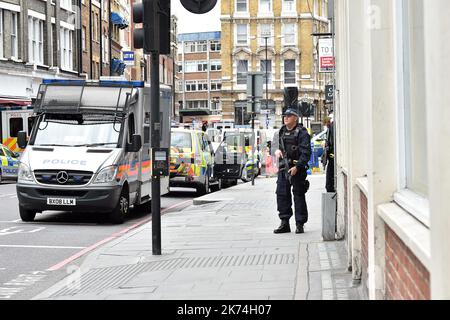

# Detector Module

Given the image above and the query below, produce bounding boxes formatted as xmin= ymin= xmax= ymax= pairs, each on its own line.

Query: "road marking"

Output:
xmin=0 ymin=245 xmax=86 ymax=249
xmin=47 ymin=199 xmax=193 ymax=271
xmin=0 ymin=271 xmax=47 ymax=299
xmin=0 ymin=226 xmax=45 ymax=236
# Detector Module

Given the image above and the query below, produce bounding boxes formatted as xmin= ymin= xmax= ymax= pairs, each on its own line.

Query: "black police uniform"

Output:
xmin=275 ymin=122 xmax=311 ymax=233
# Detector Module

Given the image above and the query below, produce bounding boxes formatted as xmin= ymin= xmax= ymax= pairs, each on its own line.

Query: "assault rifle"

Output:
xmin=279 ymin=134 xmax=297 ymax=184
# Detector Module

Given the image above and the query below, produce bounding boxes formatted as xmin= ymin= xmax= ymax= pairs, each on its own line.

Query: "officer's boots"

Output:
xmin=296 ymin=224 xmax=305 ymax=234
xmin=274 ymin=220 xmax=291 ymax=234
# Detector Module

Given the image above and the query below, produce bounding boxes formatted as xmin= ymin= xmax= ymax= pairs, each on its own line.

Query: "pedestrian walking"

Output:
xmin=273 ymin=108 xmax=311 ymax=234
xmin=323 ymin=117 xmax=335 ymax=193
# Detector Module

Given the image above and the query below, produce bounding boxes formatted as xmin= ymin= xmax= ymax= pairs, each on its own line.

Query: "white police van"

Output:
xmin=16 ymin=78 xmax=171 ymax=224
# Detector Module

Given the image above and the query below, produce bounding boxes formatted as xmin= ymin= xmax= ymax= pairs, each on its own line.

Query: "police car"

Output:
xmin=0 ymin=144 xmax=20 ymax=182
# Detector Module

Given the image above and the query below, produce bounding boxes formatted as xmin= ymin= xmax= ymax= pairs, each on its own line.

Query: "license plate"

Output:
xmin=47 ymin=198 xmax=76 ymax=206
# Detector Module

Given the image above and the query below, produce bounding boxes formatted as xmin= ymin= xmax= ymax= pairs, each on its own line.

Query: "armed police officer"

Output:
xmin=273 ymin=108 xmax=311 ymax=234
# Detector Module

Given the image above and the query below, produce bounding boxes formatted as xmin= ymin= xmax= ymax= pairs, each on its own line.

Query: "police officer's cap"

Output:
xmin=283 ymin=108 xmax=299 ymax=118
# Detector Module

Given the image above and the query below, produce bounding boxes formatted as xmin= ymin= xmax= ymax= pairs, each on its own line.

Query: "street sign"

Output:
xmin=123 ymin=51 xmax=135 ymax=66
xmin=260 ymin=109 xmax=271 ymax=115
xmin=325 ymin=85 xmax=334 ymax=103
xmin=247 ymin=72 xmax=264 ymax=100
xmin=319 ymin=38 xmax=335 ymax=73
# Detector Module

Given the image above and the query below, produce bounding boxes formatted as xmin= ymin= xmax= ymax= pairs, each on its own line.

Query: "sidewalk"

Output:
xmin=34 ymin=175 xmax=363 ymax=300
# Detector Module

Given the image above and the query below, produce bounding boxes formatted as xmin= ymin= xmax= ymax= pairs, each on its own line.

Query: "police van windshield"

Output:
xmin=32 ymin=114 xmax=122 ymax=148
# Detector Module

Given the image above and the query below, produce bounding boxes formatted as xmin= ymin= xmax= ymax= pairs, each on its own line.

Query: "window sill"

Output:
xmin=281 ymin=12 xmax=298 ymax=18
xmin=356 ymin=176 xmax=369 ymax=198
xmin=233 ymin=12 xmax=250 ymax=19
xmin=257 ymin=13 xmax=274 ymax=18
xmin=394 ymin=189 xmax=430 ymax=228
xmin=377 ymin=202 xmax=431 ymax=271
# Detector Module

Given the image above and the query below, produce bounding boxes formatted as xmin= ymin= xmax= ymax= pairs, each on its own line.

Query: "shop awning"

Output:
xmin=111 ymin=12 xmax=129 ymax=29
xmin=0 ymin=98 xmax=32 ymax=106
xmin=179 ymin=109 xmax=211 ymax=116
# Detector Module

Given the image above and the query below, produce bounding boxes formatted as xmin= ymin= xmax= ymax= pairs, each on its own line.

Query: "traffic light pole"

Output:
xmin=251 ymin=73 xmax=256 ymax=187
xmin=150 ymin=2 xmax=161 ymax=256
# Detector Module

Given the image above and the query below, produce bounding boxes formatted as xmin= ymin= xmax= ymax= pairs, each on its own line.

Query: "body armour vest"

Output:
xmin=282 ymin=126 xmax=302 ymax=161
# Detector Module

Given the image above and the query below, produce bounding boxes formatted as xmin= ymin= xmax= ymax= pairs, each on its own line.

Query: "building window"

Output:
xmin=186 ymin=100 xmax=208 ymax=109
xmin=176 ymin=80 xmax=183 ymax=92
xmin=210 ymin=60 xmax=222 ymax=71
xmin=184 ymin=41 xmax=196 ymax=53
xmin=60 ymin=27 xmax=73 ymax=70
xmin=11 ymin=12 xmax=19 ymax=59
xmin=28 ymin=16 xmax=44 ymax=64
xmin=196 ymin=41 xmax=207 ymax=52
xmin=61 ymin=0 xmax=72 ymax=10
xmin=102 ymin=34 xmax=109 ymax=63
xmin=197 ymin=60 xmax=208 ymax=72
xmin=283 ymin=23 xmax=296 ymax=45
xmin=82 ymin=27 xmax=87 ymax=51
xmin=185 ymin=80 xmax=196 ymax=91
xmin=210 ymin=80 xmax=222 ymax=91
xmin=210 ymin=40 xmax=221 ymax=51
xmin=260 ymin=60 xmax=272 ymax=85
xmin=284 ymin=59 xmax=296 ymax=84
xmin=259 ymin=24 xmax=273 ymax=46
xmin=237 ymin=60 xmax=248 ymax=85
xmin=283 ymin=0 xmax=296 ymax=12
xmin=236 ymin=0 xmax=248 ymax=13
xmin=0 ymin=10 xmax=3 ymax=58
xmin=399 ymin=0 xmax=427 ymax=197
xmin=236 ymin=24 xmax=248 ymax=46
xmin=197 ymin=81 xmax=208 ymax=91
xmin=184 ymin=61 xmax=197 ymax=72
xmin=259 ymin=0 xmax=272 ymax=13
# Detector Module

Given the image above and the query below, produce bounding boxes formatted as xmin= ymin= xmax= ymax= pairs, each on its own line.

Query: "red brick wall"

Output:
xmin=360 ymin=192 xmax=369 ymax=276
xmin=344 ymin=174 xmax=348 ymax=232
xmin=385 ymin=226 xmax=430 ymax=300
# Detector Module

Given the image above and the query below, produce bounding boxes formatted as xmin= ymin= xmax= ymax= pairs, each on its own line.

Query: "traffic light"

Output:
xmin=181 ymin=0 xmax=217 ymax=14
xmin=132 ymin=0 xmax=171 ymax=54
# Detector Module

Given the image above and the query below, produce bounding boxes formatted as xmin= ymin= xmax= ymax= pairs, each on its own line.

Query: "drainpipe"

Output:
xmin=89 ymin=0 xmax=93 ymax=78
xmin=99 ymin=0 xmax=103 ymax=76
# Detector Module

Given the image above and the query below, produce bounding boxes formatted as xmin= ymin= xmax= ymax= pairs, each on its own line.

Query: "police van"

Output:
xmin=16 ymin=79 xmax=171 ymax=224
xmin=0 ymin=144 xmax=20 ymax=182
xmin=1 ymin=106 xmax=35 ymax=152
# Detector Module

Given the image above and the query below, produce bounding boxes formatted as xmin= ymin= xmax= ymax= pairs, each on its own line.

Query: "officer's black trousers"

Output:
xmin=326 ymin=158 xmax=335 ymax=193
xmin=276 ymin=169 xmax=308 ymax=225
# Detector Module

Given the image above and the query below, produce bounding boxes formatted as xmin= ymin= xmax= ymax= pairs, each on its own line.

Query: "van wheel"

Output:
xmin=210 ymin=178 xmax=222 ymax=192
xmin=19 ymin=207 xmax=36 ymax=222
xmin=197 ymin=175 xmax=210 ymax=196
xmin=109 ymin=190 xmax=129 ymax=224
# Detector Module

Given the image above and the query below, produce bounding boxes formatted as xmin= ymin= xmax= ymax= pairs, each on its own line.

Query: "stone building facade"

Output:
xmin=335 ymin=0 xmax=450 ymax=300
xmin=221 ymin=0 xmax=331 ymax=128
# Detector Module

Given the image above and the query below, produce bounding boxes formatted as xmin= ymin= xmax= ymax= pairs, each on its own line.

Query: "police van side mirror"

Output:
xmin=17 ymin=131 xmax=28 ymax=149
xmin=127 ymin=134 xmax=142 ymax=153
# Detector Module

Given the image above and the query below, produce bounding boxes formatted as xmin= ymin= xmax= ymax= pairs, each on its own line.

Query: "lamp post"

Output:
xmin=264 ymin=36 xmax=269 ymax=129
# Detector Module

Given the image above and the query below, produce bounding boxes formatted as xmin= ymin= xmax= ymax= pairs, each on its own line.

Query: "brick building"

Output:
xmin=220 ymin=0 xmax=331 ymax=129
xmin=335 ymin=0 xmax=450 ymax=300
xmin=175 ymin=31 xmax=222 ymax=127
xmin=80 ymin=0 xmax=134 ymax=80
xmin=0 ymin=0 xmax=81 ymax=105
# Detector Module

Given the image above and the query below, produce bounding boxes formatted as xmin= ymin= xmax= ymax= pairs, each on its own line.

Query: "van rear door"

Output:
xmin=170 ymin=131 xmax=194 ymax=177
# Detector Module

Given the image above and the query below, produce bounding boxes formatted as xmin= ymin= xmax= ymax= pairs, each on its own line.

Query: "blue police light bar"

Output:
xmin=99 ymin=80 xmax=145 ymax=87
xmin=42 ymin=79 xmax=144 ymax=87
xmin=42 ymin=79 xmax=86 ymax=85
